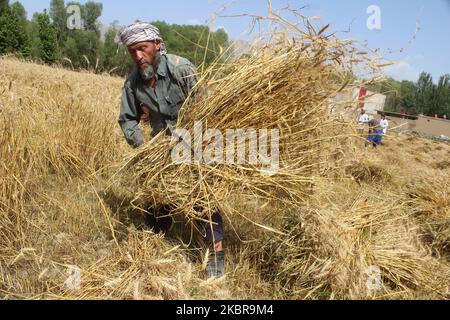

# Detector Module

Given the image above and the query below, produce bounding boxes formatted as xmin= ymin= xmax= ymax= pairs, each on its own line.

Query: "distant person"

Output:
xmin=380 ymin=114 xmax=389 ymax=135
xmin=118 ymin=22 xmax=225 ymax=279
xmin=444 ymin=115 xmax=447 ymax=120
xmin=358 ymin=109 xmax=369 ymax=135
xmin=365 ymin=118 xmax=383 ymax=147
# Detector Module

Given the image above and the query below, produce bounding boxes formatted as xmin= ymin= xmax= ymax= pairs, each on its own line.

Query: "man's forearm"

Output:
xmin=119 ymin=120 xmax=144 ymax=148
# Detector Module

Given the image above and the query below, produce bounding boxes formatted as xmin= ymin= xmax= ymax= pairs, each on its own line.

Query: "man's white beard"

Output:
xmin=139 ymin=52 xmax=161 ymax=81
xmin=139 ymin=64 xmax=155 ymax=81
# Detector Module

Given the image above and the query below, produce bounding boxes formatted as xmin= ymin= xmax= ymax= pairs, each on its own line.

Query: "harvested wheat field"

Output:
xmin=1 ymin=19 xmax=449 ymax=300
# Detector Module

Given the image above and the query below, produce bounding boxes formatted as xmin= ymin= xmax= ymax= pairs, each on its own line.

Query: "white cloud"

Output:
xmin=383 ymin=60 xmax=420 ymax=82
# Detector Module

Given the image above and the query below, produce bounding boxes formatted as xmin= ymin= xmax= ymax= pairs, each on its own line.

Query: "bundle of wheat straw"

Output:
xmin=116 ymin=16 xmax=377 ymax=231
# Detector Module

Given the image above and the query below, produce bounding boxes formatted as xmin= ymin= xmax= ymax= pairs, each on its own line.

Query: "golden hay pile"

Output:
xmin=118 ymin=20 xmax=364 ymax=230
xmin=0 ymin=57 xmax=266 ymax=299
xmin=1 ymin=17 xmax=449 ymax=299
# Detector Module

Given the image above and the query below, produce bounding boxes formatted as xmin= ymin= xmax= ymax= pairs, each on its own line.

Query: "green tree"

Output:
xmin=49 ymin=0 xmax=67 ymax=45
xmin=10 ymin=1 xmax=30 ymax=56
xmin=55 ymin=1 xmax=103 ymax=71
xmin=416 ymin=72 xmax=435 ymax=115
xmin=101 ymin=24 xmax=118 ymax=67
xmin=62 ymin=35 xmax=77 ymax=67
xmin=399 ymin=80 xmax=417 ymax=114
xmin=26 ymin=13 xmax=41 ymax=59
xmin=435 ymin=74 xmax=450 ymax=117
xmin=37 ymin=11 xmax=58 ymax=63
xmin=366 ymin=77 xmax=402 ymax=112
xmin=10 ymin=1 xmax=26 ymax=20
xmin=65 ymin=1 xmax=102 ymax=32
xmin=83 ymin=1 xmax=102 ymax=33
xmin=62 ymin=29 xmax=100 ymax=70
xmin=0 ymin=4 xmax=29 ymax=55
xmin=0 ymin=0 xmax=9 ymax=12
xmin=100 ymin=22 xmax=132 ymax=74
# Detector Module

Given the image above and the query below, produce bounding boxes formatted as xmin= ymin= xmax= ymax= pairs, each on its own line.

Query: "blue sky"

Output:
xmin=15 ymin=0 xmax=450 ymax=83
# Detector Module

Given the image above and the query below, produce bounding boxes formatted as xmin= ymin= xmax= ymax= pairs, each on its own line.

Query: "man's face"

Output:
xmin=127 ymin=40 xmax=161 ymax=70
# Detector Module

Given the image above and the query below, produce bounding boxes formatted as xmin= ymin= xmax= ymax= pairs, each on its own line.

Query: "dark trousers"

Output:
xmin=145 ymin=206 xmax=224 ymax=244
xmin=203 ymin=212 xmax=224 ymax=244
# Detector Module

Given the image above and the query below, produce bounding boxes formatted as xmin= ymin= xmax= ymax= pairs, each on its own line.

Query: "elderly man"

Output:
xmin=118 ymin=23 xmax=225 ymax=279
xmin=118 ymin=23 xmax=197 ymax=144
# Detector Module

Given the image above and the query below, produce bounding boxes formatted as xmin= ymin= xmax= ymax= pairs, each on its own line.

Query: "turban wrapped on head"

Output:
xmin=119 ymin=22 xmax=167 ymax=54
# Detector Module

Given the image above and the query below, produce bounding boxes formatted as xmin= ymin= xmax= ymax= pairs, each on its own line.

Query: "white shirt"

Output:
xmin=359 ymin=114 xmax=369 ymax=123
xmin=380 ymin=119 xmax=389 ymax=134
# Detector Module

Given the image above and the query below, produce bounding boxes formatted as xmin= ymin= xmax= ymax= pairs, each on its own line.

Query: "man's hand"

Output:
xmin=139 ymin=103 xmax=151 ymax=124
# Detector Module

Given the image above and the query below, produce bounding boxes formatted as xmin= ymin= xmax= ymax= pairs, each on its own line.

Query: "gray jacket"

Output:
xmin=118 ymin=54 xmax=198 ymax=148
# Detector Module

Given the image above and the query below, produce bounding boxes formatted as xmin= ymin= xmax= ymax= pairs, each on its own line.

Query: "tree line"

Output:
xmin=0 ymin=0 xmax=229 ymax=76
xmin=367 ymin=73 xmax=450 ymax=119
